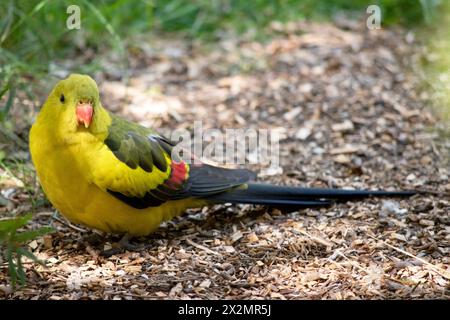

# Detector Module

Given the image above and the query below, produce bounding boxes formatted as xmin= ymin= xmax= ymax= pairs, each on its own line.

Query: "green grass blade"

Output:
xmin=17 ymin=247 xmax=46 ymax=265
xmin=0 ymin=85 xmax=15 ymax=122
xmin=80 ymin=0 xmax=125 ymax=54
xmin=6 ymin=246 xmax=18 ymax=287
xmin=13 ymin=227 xmax=54 ymax=243
xmin=16 ymin=253 xmax=26 ymax=286
xmin=0 ymin=0 xmax=50 ymax=46
xmin=0 ymin=213 xmax=33 ymax=232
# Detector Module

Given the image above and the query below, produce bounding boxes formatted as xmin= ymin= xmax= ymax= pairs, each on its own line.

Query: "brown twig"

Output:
xmin=368 ymin=235 xmax=450 ymax=280
xmin=185 ymin=238 xmax=221 ymax=256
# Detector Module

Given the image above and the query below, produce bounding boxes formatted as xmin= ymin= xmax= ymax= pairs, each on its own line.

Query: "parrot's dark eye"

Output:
xmin=60 ymin=94 xmax=65 ymax=103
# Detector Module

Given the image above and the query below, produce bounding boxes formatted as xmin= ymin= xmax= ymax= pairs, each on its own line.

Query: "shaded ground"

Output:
xmin=0 ymin=21 xmax=449 ymax=299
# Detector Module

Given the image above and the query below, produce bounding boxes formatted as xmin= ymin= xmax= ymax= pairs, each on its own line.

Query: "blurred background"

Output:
xmin=1 ymin=0 xmax=449 ymax=114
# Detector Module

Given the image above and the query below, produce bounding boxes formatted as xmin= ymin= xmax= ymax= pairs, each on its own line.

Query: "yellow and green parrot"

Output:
xmin=29 ymin=74 xmax=413 ymax=240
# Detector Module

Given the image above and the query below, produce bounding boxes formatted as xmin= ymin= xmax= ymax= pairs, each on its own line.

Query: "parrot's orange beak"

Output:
xmin=76 ymin=101 xmax=93 ymax=128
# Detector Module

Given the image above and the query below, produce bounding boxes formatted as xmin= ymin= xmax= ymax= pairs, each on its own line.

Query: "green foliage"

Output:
xmin=0 ymin=213 xmax=54 ymax=287
xmin=0 ymin=81 xmax=15 ymax=123
xmin=420 ymin=0 xmax=450 ymax=122
xmin=373 ymin=0 xmax=440 ymax=25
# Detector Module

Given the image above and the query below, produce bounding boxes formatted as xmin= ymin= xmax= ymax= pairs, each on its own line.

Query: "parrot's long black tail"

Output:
xmin=207 ymin=183 xmax=415 ymax=208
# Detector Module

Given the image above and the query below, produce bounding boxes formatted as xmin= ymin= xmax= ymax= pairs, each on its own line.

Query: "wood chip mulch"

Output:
xmin=0 ymin=21 xmax=449 ymax=299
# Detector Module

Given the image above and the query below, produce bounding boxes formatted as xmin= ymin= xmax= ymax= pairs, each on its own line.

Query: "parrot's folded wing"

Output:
xmin=90 ymin=113 xmax=255 ymax=209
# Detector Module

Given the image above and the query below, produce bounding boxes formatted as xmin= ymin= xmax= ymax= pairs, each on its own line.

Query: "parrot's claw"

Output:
xmin=80 ymin=232 xmax=104 ymax=247
xmin=101 ymin=234 xmax=151 ymax=257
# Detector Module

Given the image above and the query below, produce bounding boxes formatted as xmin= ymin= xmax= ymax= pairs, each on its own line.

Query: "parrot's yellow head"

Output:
xmin=45 ymin=74 xmax=100 ymax=131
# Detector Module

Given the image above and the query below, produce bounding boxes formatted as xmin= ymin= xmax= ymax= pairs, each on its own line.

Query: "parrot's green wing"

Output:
xmin=104 ymin=114 xmax=177 ymax=173
xmin=94 ymin=113 xmax=256 ymax=209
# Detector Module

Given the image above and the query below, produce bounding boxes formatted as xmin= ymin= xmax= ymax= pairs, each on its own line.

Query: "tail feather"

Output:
xmin=205 ymin=183 xmax=415 ymax=207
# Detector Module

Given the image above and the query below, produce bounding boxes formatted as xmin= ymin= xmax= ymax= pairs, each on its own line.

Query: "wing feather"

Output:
xmin=92 ymin=113 xmax=256 ymax=210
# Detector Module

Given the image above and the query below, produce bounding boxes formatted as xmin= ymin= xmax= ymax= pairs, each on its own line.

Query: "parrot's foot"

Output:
xmin=101 ymin=234 xmax=151 ymax=257
xmin=79 ymin=232 xmax=104 ymax=247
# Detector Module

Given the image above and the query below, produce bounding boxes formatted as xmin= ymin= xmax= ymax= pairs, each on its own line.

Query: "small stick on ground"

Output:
xmin=368 ymin=235 xmax=450 ymax=280
xmin=51 ymin=213 xmax=87 ymax=233
xmin=294 ymin=228 xmax=334 ymax=248
xmin=185 ymin=238 xmax=221 ymax=256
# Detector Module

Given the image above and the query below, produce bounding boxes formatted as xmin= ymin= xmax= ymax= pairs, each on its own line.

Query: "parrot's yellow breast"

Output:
xmin=29 ymin=122 xmax=200 ymax=236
